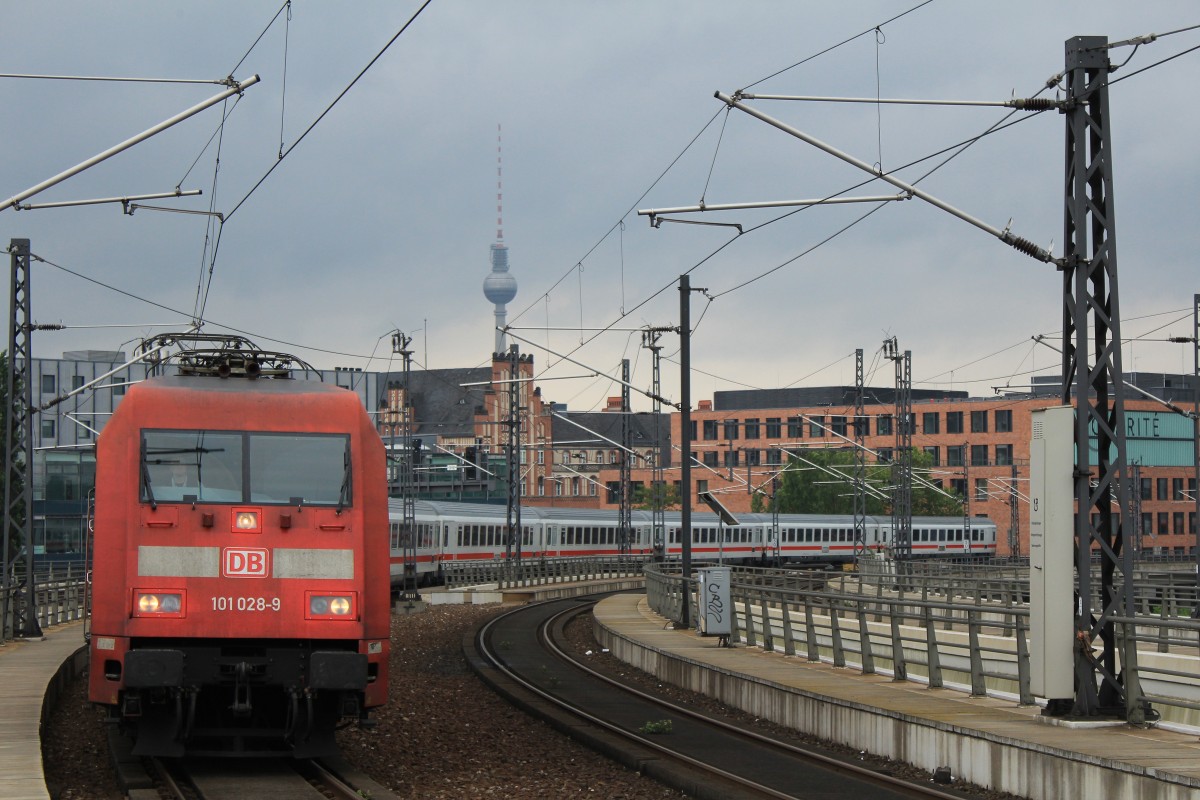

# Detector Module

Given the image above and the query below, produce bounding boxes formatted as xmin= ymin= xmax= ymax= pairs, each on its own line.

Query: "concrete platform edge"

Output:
xmin=593 ymin=594 xmax=1200 ymax=800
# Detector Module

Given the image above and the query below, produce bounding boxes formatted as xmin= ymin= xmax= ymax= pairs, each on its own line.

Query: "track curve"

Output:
xmin=469 ymin=594 xmax=978 ymax=800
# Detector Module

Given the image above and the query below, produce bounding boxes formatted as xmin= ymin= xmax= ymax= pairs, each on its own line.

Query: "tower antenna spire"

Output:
xmin=496 ymin=122 xmax=503 ymax=241
xmin=483 ymin=123 xmax=517 ymax=356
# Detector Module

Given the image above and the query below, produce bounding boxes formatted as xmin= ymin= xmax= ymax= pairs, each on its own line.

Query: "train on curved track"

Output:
xmin=87 ymin=335 xmax=390 ymax=758
xmin=388 ymin=499 xmax=998 ymax=585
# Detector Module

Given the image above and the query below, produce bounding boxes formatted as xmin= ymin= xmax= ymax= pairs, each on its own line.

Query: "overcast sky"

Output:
xmin=3 ymin=2 xmax=1198 ymax=411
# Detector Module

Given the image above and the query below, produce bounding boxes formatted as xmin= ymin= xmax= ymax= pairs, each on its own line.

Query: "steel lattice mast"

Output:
xmin=1060 ymin=35 xmax=1141 ymax=720
xmin=642 ymin=328 xmax=667 ymax=558
xmin=885 ymin=338 xmax=912 ymax=563
xmin=2 ymin=239 xmax=39 ymax=639
xmin=394 ymin=331 xmax=419 ymax=604
xmin=852 ymin=348 xmax=867 ymax=561
xmin=618 ymin=358 xmax=632 ymax=557
xmin=504 ymin=344 xmax=522 ymax=571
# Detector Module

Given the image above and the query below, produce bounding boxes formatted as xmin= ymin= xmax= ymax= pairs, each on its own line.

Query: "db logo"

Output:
xmin=223 ymin=547 xmax=269 ymax=578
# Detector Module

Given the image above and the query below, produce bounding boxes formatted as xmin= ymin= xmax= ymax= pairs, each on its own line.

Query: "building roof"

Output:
xmin=551 ymin=410 xmax=670 ymax=463
xmin=381 ymin=367 xmax=491 ymax=439
xmin=713 ymin=386 xmax=967 ymax=411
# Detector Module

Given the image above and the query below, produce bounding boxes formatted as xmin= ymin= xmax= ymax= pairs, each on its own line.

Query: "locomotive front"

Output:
xmin=88 ymin=357 xmax=389 ymax=757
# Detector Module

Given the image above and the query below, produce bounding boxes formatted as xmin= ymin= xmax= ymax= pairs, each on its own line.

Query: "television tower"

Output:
xmin=483 ymin=124 xmax=517 ymax=355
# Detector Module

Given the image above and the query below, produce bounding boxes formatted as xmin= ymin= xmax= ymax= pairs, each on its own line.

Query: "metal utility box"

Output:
xmin=697 ymin=566 xmax=732 ymax=637
xmin=1029 ymin=405 xmax=1075 ymax=699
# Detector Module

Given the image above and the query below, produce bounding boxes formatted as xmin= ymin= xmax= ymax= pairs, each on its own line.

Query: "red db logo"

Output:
xmin=223 ymin=547 xmax=269 ymax=578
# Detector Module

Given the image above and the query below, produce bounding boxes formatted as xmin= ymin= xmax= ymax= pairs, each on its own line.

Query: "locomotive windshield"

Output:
xmin=141 ymin=429 xmax=350 ymax=507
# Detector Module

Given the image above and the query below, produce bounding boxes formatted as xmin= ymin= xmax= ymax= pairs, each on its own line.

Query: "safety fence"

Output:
xmin=645 ymin=562 xmax=1200 ymax=727
xmin=443 ymin=554 xmax=653 ymax=589
xmin=1 ymin=563 xmax=90 ymax=644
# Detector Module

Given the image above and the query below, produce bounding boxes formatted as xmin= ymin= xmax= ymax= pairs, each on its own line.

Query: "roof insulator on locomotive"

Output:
xmin=245 ymin=358 xmax=261 ymax=379
xmin=216 ymin=358 xmax=232 ymax=378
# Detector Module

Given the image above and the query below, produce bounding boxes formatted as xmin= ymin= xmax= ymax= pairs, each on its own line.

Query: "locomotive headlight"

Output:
xmin=232 ymin=508 xmax=262 ymax=533
xmin=133 ymin=591 xmax=184 ymax=617
xmin=306 ymin=592 xmax=356 ymax=619
xmin=329 ymin=597 xmax=351 ymax=615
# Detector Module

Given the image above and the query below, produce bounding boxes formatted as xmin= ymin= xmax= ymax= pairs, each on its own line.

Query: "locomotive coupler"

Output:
xmin=230 ymin=661 xmax=253 ymax=717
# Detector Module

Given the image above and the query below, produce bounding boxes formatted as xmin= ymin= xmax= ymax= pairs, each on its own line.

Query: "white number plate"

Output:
xmin=211 ymin=596 xmax=282 ymax=612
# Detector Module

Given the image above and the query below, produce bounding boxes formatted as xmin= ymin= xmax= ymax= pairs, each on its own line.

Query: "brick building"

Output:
xmin=585 ymin=388 xmax=1198 ymax=560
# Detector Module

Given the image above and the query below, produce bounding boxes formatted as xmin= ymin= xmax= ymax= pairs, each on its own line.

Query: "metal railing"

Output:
xmin=647 ymin=563 xmax=1034 ymax=704
xmin=1 ymin=563 xmax=89 ymax=644
xmin=443 ymin=555 xmax=653 ymax=589
xmin=645 ymin=561 xmax=1200 ymax=724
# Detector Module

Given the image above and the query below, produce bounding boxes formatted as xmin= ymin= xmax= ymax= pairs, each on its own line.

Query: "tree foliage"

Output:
xmin=632 ymin=481 xmax=681 ymax=511
xmin=773 ymin=447 xmax=964 ymax=517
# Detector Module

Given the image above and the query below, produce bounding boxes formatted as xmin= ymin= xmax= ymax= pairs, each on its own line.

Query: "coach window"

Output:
xmin=143 ymin=430 xmax=244 ymax=504
xmin=249 ymin=433 xmax=350 ymax=506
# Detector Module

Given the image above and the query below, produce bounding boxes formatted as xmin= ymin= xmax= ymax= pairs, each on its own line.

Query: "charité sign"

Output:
xmin=1086 ymin=410 xmax=1194 ymax=467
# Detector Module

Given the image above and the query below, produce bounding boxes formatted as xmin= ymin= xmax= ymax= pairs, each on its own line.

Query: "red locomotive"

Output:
xmin=87 ymin=336 xmax=390 ymax=757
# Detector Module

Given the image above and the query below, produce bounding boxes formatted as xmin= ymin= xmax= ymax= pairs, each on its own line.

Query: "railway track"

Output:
xmin=470 ymin=594 xmax=979 ymax=800
xmin=136 ymin=755 xmax=397 ymax=800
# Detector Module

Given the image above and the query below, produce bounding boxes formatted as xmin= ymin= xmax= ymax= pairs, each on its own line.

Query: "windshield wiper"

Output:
xmin=142 ymin=445 xmax=157 ymax=510
xmin=336 ymin=450 xmax=352 ymax=514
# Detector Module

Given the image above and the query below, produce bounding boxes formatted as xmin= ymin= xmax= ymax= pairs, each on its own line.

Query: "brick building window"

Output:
xmin=971 ymin=444 xmax=989 ymax=466
xmin=1174 ymin=511 xmax=1185 ymax=534
xmin=877 ymin=415 xmax=893 ymax=436
xmin=723 ymin=449 xmax=739 ymax=467
xmin=950 ymin=478 xmax=967 ymax=496
xmin=1158 ymin=512 xmax=1169 ymax=535
xmin=924 ymin=446 xmax=940 ymax=466
xmin=877 ymin=448 xmax=893 ymax=462
xmin=724 ymin=419 xmax=739 ymax=440
xmin=702 ymin=420 xmax=718 ymax=441
xmin=970 ymin=410 xmax=988 ymax=433
xmin=947 ymin=445 xmax=964 ymax=467
xmin=703 ymin=451 xmax=718 ymax=467
xmin=1173 ymin=478 xmax=1184 ymax=501
xmin=1140 ymin=478 xmax=1152 ymax=501
xmin=995 ymin=409 xmax=1013 ymax=433
xmin=831 ymin=416 xmax=847 ymax=436
xmin=923 ymin=412 xmax=940 ymax=434
xmin=787 ymin=416 xmax=803 ymax=438
xmin=853 ymin=416 xmax=869 ymax=436
xmin=766 ymin=448 xmax=781 ymax=465
xmin=1158 ymin=478 xmax=1169 ymax=501
xmin=808 ymin=416 xmax=825 ymax=437
xmin=946 ymin=412 xmax=963 ymax=434
xmin=975 ymin=478 xmax=988 ymax=501
xmin=995 ymin=444 xmax=1013 ymax=466
xmin=746 ymin=449 xmax=761 ymax=466
xmin=766 ymin=418 xmax=781 ymax=438
xmin=744 ymin=418 xmax=760 ymax=439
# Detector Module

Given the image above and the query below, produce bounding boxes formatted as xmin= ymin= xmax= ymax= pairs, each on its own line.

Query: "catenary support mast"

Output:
xmin=853 ymin=348 xmax=867 ymax=560
xmin=504 ymin=344 xmax=522 ymax=571
xmin=1060 ymin=35 xmax=1142 ymax=721
xmin=2 ymin=239 xmax=40 ymax=639
xmin=618 ymin=358 xmax=632 ymax=557
xmin=394 ymin=332 xmax=419 ymax=604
